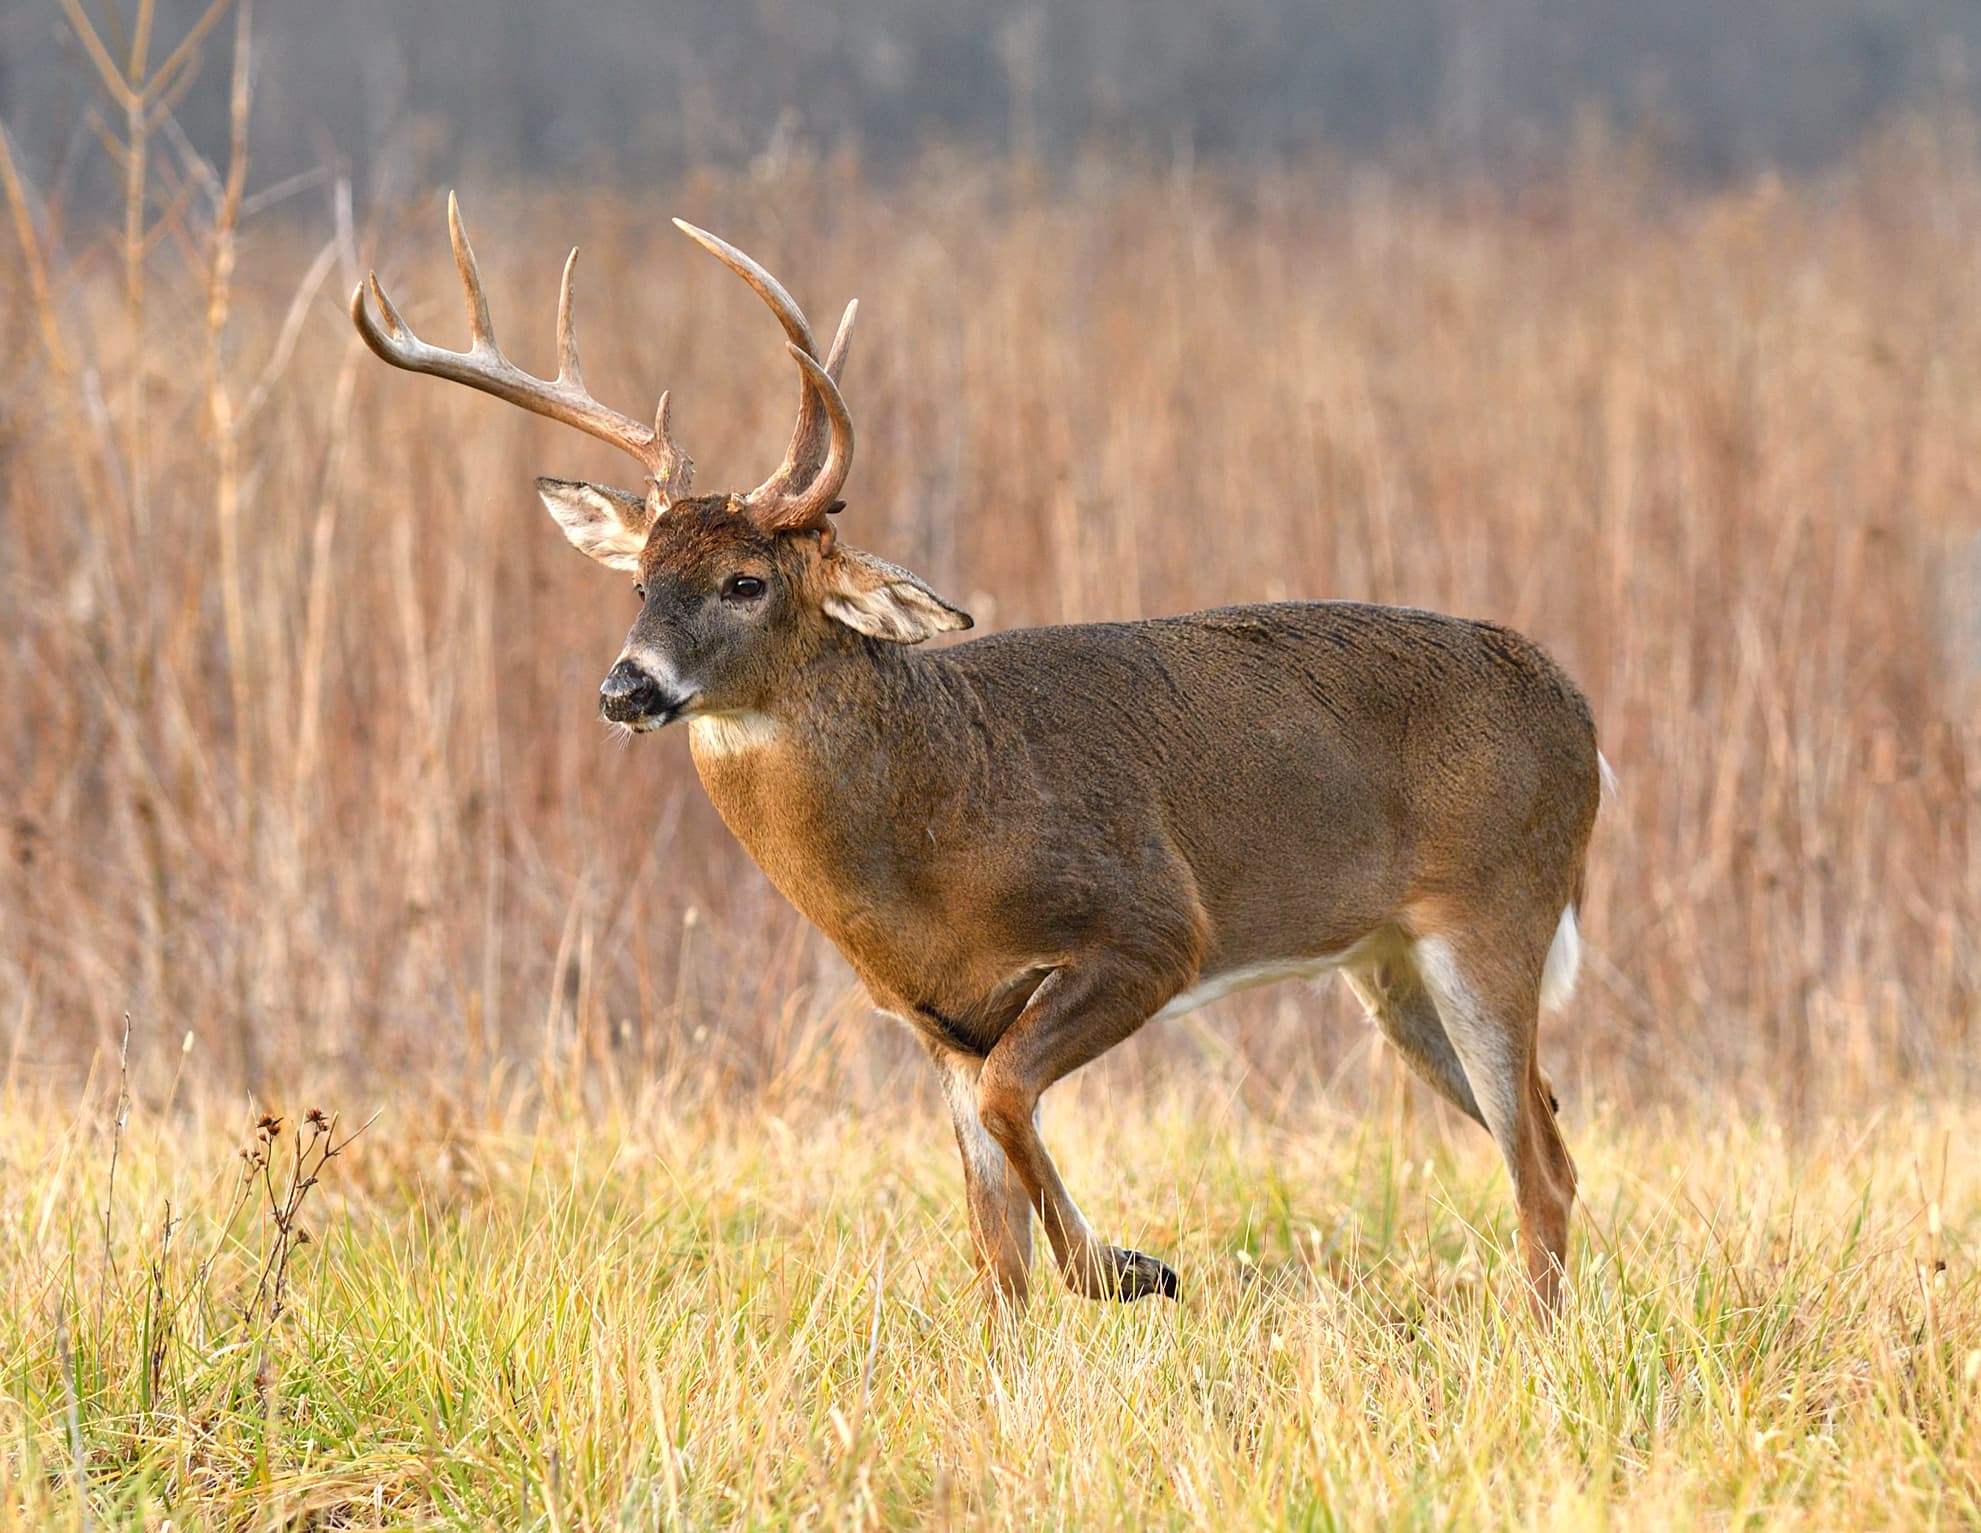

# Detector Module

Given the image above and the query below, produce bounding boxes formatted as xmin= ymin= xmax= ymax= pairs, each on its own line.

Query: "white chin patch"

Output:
xmin=690 ymin=711 xmax=782 ymax=757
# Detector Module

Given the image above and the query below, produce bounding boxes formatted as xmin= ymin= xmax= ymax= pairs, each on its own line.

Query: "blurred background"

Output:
xmin=1 ymin=0 xmax=1976 ymax=1116
xmin=11 ymin=0 xmax=1981 ymax=183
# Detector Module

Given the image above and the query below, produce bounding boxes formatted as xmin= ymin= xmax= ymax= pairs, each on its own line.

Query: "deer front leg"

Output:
xmin=974 ymin=956 xmax=1187 ymax=1303
xmin=931 ymin=1046 xmax=1034 ymax=1308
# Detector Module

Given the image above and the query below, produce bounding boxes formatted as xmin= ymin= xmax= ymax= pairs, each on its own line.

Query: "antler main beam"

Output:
xmin=350 ymin=197 xmax=867 ymax=527
xmin=351 ymin=192 xmax=694 ymax=501
xmin=672 ymin=219 xmax=858 ymax=535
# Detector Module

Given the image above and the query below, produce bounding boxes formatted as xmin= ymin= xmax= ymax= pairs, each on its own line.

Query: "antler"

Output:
xmin=351 ymin=192 xmax=694 ymax=504
xmin=672 ymin=219 xmax=857 ymax=536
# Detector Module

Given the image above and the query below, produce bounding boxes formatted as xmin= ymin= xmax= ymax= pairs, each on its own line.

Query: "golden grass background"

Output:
xmin=5 ymin=138 xmax=1978 ymax=1114
xmin=4 ymin=18 xmax=1981 ymax=1519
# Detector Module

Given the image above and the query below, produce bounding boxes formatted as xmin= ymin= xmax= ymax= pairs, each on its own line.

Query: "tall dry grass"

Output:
xmin=2 ymin=115 xmax=1977 ymax=1117
xmin=4 ymin=21 xmax=1980 ymax=1527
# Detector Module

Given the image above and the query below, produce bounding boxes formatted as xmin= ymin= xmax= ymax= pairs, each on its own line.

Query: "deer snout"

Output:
xmin=598 ymin=660 xmax=676 ymax=726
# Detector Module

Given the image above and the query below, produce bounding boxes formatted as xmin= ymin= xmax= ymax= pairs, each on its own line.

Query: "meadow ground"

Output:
xmin=1 ymin=1066 xmax=1977 ymax=1529
xmin=5 ymin=13 xmax=1981 ymax=1527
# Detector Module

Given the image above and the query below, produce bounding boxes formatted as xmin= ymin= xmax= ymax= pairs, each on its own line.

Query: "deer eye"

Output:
xmin=722 ymin=575 xmax=766 ymax=602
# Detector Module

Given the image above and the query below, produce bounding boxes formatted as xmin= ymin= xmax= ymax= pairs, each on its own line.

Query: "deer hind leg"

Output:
xmin=932 ymin=1047 xmax=1034 ymax=1308
xmin=1410 ymin=927 xmax=1578 ymax=1316
xmin=975 ymin=956 xmax=1186 ymax=1303
xmin=1343 ymin=952 xmax=1488 ymax=1128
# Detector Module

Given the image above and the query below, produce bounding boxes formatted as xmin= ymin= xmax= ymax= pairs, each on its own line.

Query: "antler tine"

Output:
xmin=351 ymin=192 xmax=695 ymax=504
xmin=822 ymin=299 xmax=857 ymax=382
xmin=648 ymin=390 xmax=693 ymax=504
xmin=447 ymin=191 xmax=497 ymax=347
xmin=755 ymin=342 xmax=854 ymax=539
xmin=362 ymin=272 xmax=408 ymax=339
xmin=555 ymin=247 xmax=583 ymax=386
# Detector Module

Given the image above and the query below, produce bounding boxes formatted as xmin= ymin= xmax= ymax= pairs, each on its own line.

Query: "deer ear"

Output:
xmin=820 ymin=548 xmax=974 ymax=644
xmin=535 ymin=478 xmax=651 ymax=571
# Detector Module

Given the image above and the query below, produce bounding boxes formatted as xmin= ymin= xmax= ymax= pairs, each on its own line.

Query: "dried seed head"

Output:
xmin=256 ymin=1113 xmax=283 ymax=1137
xmin=304 ymin=1107 xmax=329 ymax=1130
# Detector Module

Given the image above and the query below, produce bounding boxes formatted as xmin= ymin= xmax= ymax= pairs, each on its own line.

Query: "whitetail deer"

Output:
xmin=352 ymin=196 xmax=1604 ymax=1315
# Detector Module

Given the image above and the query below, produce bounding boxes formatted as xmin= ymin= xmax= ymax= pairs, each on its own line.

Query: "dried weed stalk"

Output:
xmin=239 ymin=1107 xmax=377 ymax=1327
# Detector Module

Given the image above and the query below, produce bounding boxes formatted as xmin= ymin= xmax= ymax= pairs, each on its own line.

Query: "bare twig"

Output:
xmin=289 ymin=181 xmax=363 ymax=790
xmin=141 ymin=1201 xmax=176 ymax=1412
xmin=145 ymin=0 xmax=238 ymax=110
xmin=126 ymin=0 xmax=155 ymax=82
xmin=55 ymin=0 xmax=136 ymax=111
xmin=856 ymin=1255 xmax=885 ymax=1426
xmin=241 ymin=162 xmax=334 ymax=219
xmin=206 ymin=0 xmax=254 ymax=837
xmin=193 ymin=1150 xmax=256 ymax=1340
xmin=98 ymin=1012 xmax=133 ymax=1308
xmin=54 ymin=1304 xmax=92 ymax=1532
xmin=156 ymin=108 xmax=222 ymax=207
xmin=122 ymin=0 xmax=157 ymax=542
xmin=238 ymin=234 xmax=339 ymax=428
xmin=0 ymin=121 xmax=115 ymax=539
xmin=0 ymin=125 xmax=82 ymax=389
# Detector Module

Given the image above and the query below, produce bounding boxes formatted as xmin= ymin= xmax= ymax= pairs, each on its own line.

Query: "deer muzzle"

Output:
xmin=598 ymin=659 xmax=681 ymax=729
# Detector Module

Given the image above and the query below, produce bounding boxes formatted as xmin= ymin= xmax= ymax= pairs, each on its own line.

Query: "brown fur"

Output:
xmin=624 ymin=506 xmax=1601 ymax=1315
xmin=356 ymin=208 xmax=1601 ymax=1318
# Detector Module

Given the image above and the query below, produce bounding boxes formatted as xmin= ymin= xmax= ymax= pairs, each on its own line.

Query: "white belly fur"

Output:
xmin=1153 ymin=941 xmax=1378 ymax=1022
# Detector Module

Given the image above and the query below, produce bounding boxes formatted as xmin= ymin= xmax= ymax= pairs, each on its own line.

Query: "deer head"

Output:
xmin=351 ymin=196 xmax=970 ymax=731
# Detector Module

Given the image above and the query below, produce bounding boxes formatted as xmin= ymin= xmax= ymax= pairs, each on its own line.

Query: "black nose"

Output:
xmin=599 ymin=660 xmax=667 ymax=723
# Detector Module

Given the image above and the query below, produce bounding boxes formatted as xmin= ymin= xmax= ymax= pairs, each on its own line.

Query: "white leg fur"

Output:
xmin=1539 ymin=904 xmax=1580 ymax=1013
xmin=1411 ymin=935 xmax=1522 ymax=1147
xmin=935 ymin=1052 xmax=1009 ymax=1187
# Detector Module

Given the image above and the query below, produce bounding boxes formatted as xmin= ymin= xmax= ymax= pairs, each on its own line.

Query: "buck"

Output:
xmin=352 ymin=197 xmax=1604 ymax=1315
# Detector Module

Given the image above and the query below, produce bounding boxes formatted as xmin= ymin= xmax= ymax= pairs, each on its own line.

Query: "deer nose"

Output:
xmin=599 ymin=660 xmax=666 ymax=723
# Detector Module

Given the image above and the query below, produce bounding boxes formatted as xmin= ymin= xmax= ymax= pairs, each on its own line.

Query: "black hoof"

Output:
xmin=1113 ymin=1249 xmax=1180 ymax=1302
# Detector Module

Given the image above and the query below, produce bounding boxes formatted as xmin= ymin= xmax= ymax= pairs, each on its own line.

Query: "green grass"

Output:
xmin=2 ymin=1079 xmax=1975 ymax=1529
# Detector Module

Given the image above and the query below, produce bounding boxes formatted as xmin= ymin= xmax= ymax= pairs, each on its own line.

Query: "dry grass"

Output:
xmin=3 ymin=12 xmax=1981 ymax=1523
xmin=0 ymin=1083 xmax=1976 ymax=1528
xmin=4 ymin=136 xmax=1976 ymax=1107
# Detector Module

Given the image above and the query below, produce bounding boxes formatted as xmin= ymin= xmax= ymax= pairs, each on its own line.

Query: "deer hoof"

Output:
xmin=1109 ymin=1248 xmax=1179 ymax=1302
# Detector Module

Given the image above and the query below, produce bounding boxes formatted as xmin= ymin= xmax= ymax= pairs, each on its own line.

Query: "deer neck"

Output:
xmin=686 ymin=640 xmax=952 ymax=939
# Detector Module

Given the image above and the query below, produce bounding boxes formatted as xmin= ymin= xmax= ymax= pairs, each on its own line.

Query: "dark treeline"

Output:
xmin=4 ymin=0 xmax=1981 ymax=192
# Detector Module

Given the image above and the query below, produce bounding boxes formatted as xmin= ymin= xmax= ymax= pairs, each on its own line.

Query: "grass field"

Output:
xmin=5 ymin=7 xmax=1981 ymax=1526
xmin=3 ymin=1075 xmax=1977 ymax=1530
